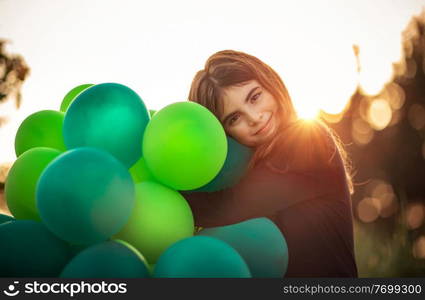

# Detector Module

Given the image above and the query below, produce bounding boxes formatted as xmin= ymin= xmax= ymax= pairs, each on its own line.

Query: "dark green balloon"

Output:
xmin=60 ymin=240 xmax=150 ymax=278
xmin=0 ymin=220 xmax=72 ymax=277
xmin=15 ymin=110 xmax=66 ymax=157
xmin=69 ymin=243 xmax=90 ymax=257
xmin=198 ymin=218 xmax=289 ymax=277
xmin=37 ymin=147 xmax=135 ymax=245
xmin=193 ymin=136 xmax=253 ymax=192
xmin=154 ymin=236 xmax=251 ymax=278
xmin=60 ymin=84 xmax=94 ymax=112
xmin=0 ymin=214 xmax=14 ymax=225
xmin=63 ymin=83 xmax=149 ymax=168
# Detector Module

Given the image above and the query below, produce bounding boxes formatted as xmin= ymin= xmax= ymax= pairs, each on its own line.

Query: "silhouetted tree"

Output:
xmin=0 ymin=39 xmax=30 ymax=126
xmin=322 ymin=11 xmax=425 ymax=277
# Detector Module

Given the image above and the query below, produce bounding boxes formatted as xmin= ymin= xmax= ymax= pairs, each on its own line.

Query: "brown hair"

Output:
xmin=188 ymin=50 xmax=354 ymax=194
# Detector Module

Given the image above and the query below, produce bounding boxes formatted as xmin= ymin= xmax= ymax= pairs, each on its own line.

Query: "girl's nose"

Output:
xmin=247 ymin=111 xmax=263 ymax=126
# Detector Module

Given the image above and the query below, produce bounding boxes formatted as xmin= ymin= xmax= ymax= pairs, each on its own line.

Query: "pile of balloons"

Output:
xmin=0 ymin=83 xmax=288 ymax=278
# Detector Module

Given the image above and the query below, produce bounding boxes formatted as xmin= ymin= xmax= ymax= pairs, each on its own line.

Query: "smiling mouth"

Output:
xmin=255 ymin=115 xmax=273 ymax=135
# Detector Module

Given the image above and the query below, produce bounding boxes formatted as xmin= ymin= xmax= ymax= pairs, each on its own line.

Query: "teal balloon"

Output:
xmin=60 ymin=83 xmax=94 ymax=112
xmin=60 ymin=240 xmax=150 ymax=278
xmin=63 ymin=83 xmax=149 ymax=168
xmin=198 ymin=218 xmax=288 ymax=277
xmin=154 ymin=236 xmax=251 ymax=278
xmin=37 ymin=147 xmax=135 ymax=244
xmin=69 ymin=243 xmax=90 ymax=257
xmin=193 ymin=136 xmax=253 ymax=192
xmin=0 ymin=214 xmax=14 ymax=225
xmin=0 ymin=220 xmax=72 ymax=277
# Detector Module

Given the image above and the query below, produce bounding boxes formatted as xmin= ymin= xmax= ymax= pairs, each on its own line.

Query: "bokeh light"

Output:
xmin=405 ymin=202 xmax=425 ymax=230
xmin=412 ymin=236 xmax=425 ymax=259
xmin=371 ymin=181 xmax=398 ymax=218
xmin=352 ymin=117 xmax=374 ymax=146
xmin=407 ymin=103 xmax=425 ymax=130
xmin=367 ymin=99 xmax=393 ymax=130
xmin=357 ymin=179 xmax=400 ymax=222
xmin=384 ymin=82 xmax=406 ymax=110
xmin=357 ymin=197 xmax=380 ymax=223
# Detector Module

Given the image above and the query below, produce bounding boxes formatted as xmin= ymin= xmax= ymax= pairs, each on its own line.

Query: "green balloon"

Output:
xmin=0 ymin=214 xmax=14 ymax=225
xmin=115 ymin=181 xmax=194 ymax=264
xmin=129 ymin=157 xmax=155 ymax=183
xmin=154 ymin=236 xmax=251 ymax=278
xmin=37 ymin=147 xmax=135 ymax=245
xmin=198 ymin=218 xmax=289 ymax=277
xmin=5 ymin=147 xmax=62 ymax=221
xmin=60 ymin=83 xmax=94 ymax=112
xmin=143 ymin=102 xmax=227 ymax=190
xmin=60 ymin=240 xmax=150 ymax=278
xmin=148 ymin=264 xmax=156 ymax=275
xmin=0 ymin=220 xmax=72 ymax=277
xmin=15 ymin=110 xmax=67 ymax=157
xmin=69 ymin=243 xmax=90 ymax=257
xmin=149 ymin=109 xmax=157 ymax=118
xmin=63 ymin=83 xmax=150 ymax=168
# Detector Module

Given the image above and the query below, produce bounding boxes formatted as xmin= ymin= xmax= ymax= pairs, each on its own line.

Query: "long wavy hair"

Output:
xmin=188 ymin=50 xmax=354 ymax=194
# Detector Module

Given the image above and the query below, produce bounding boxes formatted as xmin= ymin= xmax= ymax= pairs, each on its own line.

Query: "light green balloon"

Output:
xmin=5 ymin=147 xmax=62 ymax=221
xmin=143 ymin=102 xmax=227 ymax=190
xmin=60 ymin=83 xmax=94 ymax=112
xmin=15 ymin=110 xmax=67 ymax=157
xmin=129 ymin=157 xmax=155 ymax=183
xmin=115 ymin=181 xmax=194 ymax=264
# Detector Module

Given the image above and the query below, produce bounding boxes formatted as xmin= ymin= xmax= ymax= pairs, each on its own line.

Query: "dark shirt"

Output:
xmin=182 ymin=125 xmax=358 ymax=277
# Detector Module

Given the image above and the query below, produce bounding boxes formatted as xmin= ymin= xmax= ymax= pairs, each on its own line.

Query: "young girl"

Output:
xmin=183 ymin=50 xmax=358 ymax=277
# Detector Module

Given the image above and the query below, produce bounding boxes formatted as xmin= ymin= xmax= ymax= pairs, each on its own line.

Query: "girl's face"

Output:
xmin=220 ymin=80 xmax=280 ymax=147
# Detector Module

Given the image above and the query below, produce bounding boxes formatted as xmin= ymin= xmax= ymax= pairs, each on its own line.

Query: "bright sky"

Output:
xmin=0 ymin=0 xmax=424 ymax=164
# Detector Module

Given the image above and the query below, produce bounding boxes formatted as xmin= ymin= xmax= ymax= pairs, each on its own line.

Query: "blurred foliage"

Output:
xmin=0 ymin=39 xmax=30 ymax=126
xmin=0 ymin=40 xmax=29 ymax=215
xmin=323 ymin=11 xmax=425 ymax=277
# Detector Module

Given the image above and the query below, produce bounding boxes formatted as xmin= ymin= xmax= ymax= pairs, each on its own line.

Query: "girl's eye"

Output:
xmin=251 ymin=92 xmax=261 ymax=103
xmin=229 ymin=114 xmax=240 ymax=125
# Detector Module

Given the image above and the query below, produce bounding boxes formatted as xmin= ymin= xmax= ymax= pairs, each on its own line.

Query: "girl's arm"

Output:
xmin=182 ymin=123 xmax=349 ymax=228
